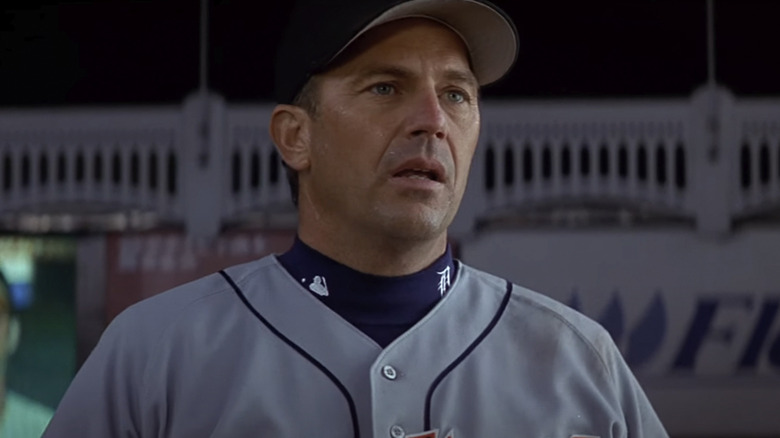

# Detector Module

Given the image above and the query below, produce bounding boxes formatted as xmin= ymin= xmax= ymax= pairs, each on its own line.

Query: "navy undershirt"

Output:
xmin=277 ymin=237 xmax=457 ymax=348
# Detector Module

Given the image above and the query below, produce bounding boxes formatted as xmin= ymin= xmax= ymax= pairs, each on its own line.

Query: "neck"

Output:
xmin=298 ymin=226 xmax=448 ymax=277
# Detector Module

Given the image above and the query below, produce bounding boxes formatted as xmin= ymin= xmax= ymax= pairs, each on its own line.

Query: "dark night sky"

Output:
xmin=1 ymin=1 xmax=779 ymax=107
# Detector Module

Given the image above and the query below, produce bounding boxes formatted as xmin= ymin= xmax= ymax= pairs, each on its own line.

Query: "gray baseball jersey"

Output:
xmin=44 ymin=255 xmax=667 ymax=437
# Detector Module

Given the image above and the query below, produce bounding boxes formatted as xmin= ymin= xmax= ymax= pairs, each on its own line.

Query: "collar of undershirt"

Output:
xmin=276 ymin=236 xmax=457 ymax=326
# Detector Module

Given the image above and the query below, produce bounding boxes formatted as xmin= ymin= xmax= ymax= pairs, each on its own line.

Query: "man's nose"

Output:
xmin=407 ymin=88 xmax=447 ymax=140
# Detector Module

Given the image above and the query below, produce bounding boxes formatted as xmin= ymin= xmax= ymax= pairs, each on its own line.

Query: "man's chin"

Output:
xmin=375 ymin=206 xmax=452 ymax=242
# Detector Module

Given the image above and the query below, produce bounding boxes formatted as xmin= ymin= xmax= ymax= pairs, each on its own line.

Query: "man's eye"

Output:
xmin=372 ymin=83 xmax=395 ymax=95
xmin=446 ymin=90 xmax=467 ymax=103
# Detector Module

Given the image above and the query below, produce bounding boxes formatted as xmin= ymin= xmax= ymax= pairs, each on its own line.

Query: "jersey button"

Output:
xmin=390 ymin=424 xmax=405 ymax=438
xmin=382 ymin=365 xmax=398 ymax=380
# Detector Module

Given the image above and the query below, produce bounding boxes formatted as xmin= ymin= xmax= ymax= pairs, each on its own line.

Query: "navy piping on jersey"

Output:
xmin=423 ymin=279 xmax=513 ymax=430
xmin=218 ymin=270 xmax=361 ymax=438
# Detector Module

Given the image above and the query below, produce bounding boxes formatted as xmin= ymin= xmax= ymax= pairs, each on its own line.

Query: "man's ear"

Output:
xmin=7 ymin=317 xmax=20 ymax=355
xmin=269 ymin=104 xmax=312 ymax=172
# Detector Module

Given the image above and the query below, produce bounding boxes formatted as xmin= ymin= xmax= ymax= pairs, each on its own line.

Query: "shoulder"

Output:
xmin=458 ymin=262 xmax=619 ymax=376
xmin=455 ymin=264 xmax=667 ymax=434
xmin=112 ymin=255 xmax=278 ymax=329
xmin=98 ymin=255 xmax=282 ymax=362
xmin=458 ymin=262 xmax=607 ymax=338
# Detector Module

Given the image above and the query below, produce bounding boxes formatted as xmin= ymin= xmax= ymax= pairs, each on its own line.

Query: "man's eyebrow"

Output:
xmin=347 ymin=65 xmax=479 ymax=89
xmin=347 ymin=65 xmax=415 ymax=86
xmin=442 ymin=69 xmax=479 ymax=90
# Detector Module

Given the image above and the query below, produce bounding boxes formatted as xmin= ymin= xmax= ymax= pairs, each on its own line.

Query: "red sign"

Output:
xmin=105 ymin=228 xmax=295 ymax=322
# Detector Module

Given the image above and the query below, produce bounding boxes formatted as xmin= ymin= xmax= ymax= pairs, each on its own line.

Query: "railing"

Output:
xmin=0 ymin=107 xmax=183 ymax=229
xmin=733 ymin=99 xmax=780 ymax=221
xmin=1 ymin=86 xmax=779 ymax=238
xmin=456 ymin=99 xmax=693 ymax=234
xmin=223 ymin=105 xmax=291 ymax=221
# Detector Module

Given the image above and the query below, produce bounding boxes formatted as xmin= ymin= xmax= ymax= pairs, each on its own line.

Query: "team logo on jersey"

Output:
xmin=437 ymin=266 xmax=451 ymax=296
xmin=406 ymin=429 xmax=454 ymax=438
xmin=308 ymin=275 xmax=329 ymax=296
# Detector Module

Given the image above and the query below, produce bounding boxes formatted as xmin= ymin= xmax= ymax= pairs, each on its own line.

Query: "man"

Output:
xmin=0 ymin=271 xmax=54 ymax=437
xmin=45 ymin=0 xmax=668 ymax=437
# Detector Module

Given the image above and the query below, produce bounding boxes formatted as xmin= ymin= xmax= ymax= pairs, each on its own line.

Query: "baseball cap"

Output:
xmin=275 ymin=0 xmax=518 ymax=104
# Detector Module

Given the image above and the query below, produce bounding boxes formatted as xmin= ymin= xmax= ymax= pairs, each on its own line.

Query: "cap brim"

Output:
xmin=332 ymin=0 xmax=518 ymax=86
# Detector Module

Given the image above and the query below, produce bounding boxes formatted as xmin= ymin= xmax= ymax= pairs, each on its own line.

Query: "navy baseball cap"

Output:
xmin=275 ymin=0 xmax=518 ymax=104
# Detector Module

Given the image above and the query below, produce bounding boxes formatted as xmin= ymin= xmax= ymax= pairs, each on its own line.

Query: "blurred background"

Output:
xmin=1 ymin=1 xmax=779 ymax=436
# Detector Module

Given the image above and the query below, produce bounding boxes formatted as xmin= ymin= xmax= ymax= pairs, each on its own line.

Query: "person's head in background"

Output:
xmin=0 ymin=268 xmax=53 ymax=436
xmin=0 ymin=270 xmax=21 ymax=388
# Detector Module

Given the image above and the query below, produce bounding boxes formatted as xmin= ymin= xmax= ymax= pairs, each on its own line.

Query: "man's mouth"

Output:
xmin=394 ymin=168 xmax=441 ymax=182
xmin=391 ymin=158 xmax=445 ymax=183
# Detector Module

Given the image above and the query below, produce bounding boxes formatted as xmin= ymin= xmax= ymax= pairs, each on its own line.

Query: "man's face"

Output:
xmin=299 ymin=18 xmax=481 ymax=244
